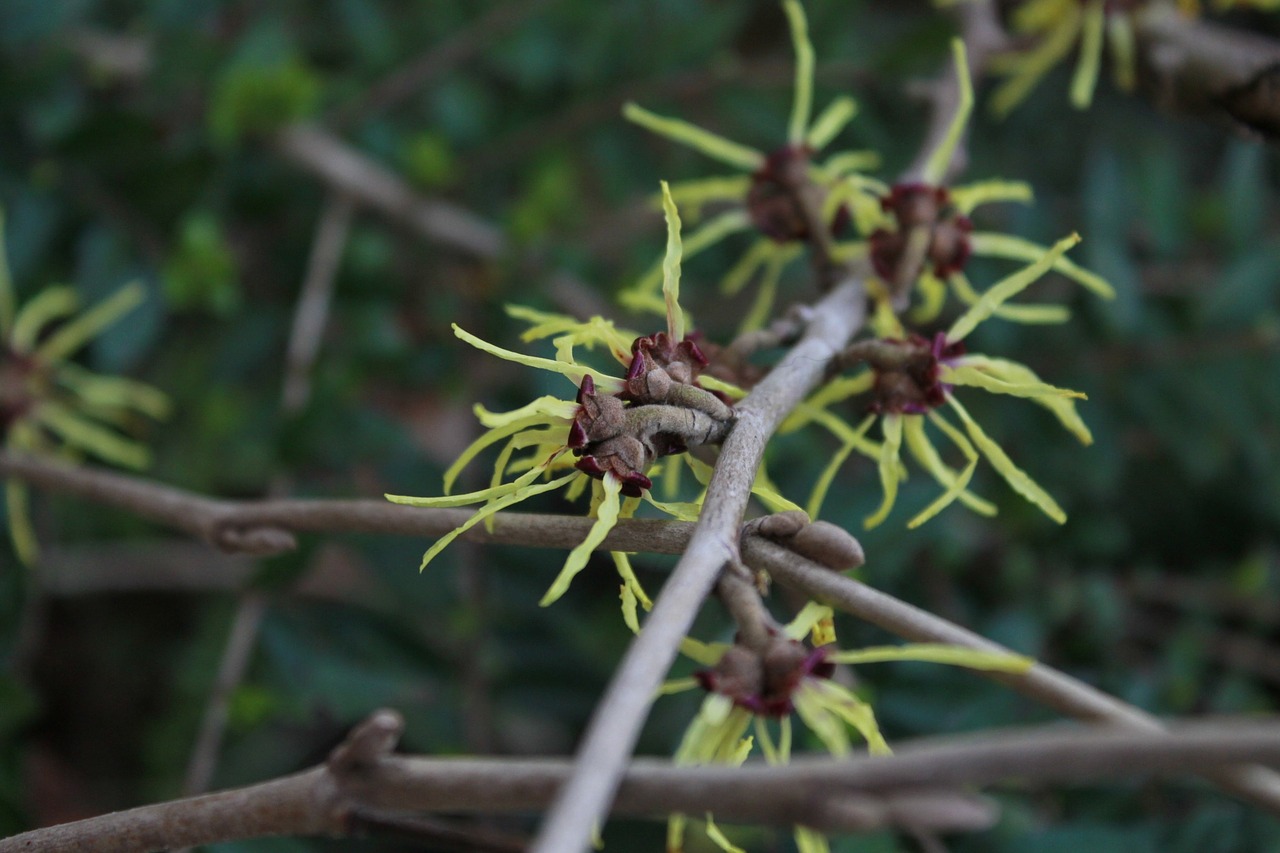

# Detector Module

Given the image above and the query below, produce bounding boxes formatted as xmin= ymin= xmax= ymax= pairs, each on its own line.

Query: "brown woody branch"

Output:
xmin=11 ymin=448 xmax=1280 ymax=813
xmin=747 ymin=536 xmax=1280 ymax=814
xmin=10 ymin=712 xmax=1280 ymax=853
xmin=1133 ymin=4 xmax=1280 ymax=140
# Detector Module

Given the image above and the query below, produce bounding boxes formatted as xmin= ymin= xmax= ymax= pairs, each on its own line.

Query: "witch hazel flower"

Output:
xmin=387 ymin=184 xmax=738 ymax=610
xmin=983 ymin=0 xmax=1142 ymax=115
xmin=620 ymin=0 xmax=879 ymax=330
xmin=1 ymin=209 xmax=170 ymax=563
xmin=651 ymin=600 xmax=1031 ymax=853
xmin=855 ymin=40 xmax=1114 ymax=325
xmin=797 ymin=233 xmax=1095 ymax=530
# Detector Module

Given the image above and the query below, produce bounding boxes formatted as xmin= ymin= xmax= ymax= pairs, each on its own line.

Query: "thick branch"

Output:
xmin=529 ymin=275 xmax=867 ymax=853
xmin=10 ymin=717 xmax=1280 ymax=853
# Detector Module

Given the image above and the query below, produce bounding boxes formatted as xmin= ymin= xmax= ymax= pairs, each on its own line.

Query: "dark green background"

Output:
xmin=2 ymin=1 xmax=1280 ymax=850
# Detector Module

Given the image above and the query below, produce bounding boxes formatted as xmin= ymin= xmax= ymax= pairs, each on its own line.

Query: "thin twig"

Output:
xmin=282 ymin=192 xmax=355 ymax=412
xmin=528 ymin=274 xmax=868 ymax=853
xmin=181 ymin=593 xmax=269 ymax=796
xmin=273 ymin=125 xmax=505 ymax=258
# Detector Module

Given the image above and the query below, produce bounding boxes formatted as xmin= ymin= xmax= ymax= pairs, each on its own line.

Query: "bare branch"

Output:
xmin=181 ymin=593 xmax=269 ymax=797
xmin=11 ymin=716 xmax=1280 ymax=853
xmin=273 ymin=125 xmax=504 ymax=258
xmin=1134 ymin=4 xmax=1280 ymax=140
xmin=282 ymin=192 xmax=355 ymax=412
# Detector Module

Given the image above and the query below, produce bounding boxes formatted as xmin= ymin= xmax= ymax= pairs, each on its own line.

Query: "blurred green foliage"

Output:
xmin=2 ymin=1 xmax=1280 ymax=851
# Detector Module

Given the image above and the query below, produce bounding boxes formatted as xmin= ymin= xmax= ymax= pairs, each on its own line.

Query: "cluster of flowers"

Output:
xmin=1 ymin=210 xmax=169 ymax=563
xmin=391 ymin=3 xmax=1116 ymax=850
xmin=621 ymin=26 xmax=1113 ymax=531
xmin=386 ymin=184 xmax=806 ymax=613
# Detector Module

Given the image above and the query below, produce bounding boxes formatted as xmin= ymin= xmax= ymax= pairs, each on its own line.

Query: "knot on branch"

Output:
xmin=743 ymin=511 xmax=865 ymax=572
xmin=213 ymin=523 xmax=298 ymax=556
xmin=327 ymin=708 xmax=404 ymax=775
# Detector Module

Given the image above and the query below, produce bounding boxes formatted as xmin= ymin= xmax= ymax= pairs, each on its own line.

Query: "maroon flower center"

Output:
xmin=695 ymin=637 xmax=835 ymax=718
xmin=867 ymin=332 xmax=965 ymax=415
xmin=868 ymin=183 xmax=972 ymax=284
xmin=747 ymin=145 xmax=850 ymax=244
xmin=0 ymin=347 xmax=40 ymax=433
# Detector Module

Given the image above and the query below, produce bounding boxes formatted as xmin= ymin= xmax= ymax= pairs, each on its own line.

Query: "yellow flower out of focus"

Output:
xmin=644 ymin=599 xmax=1032 ymax=853
xmin=1 ymin=209 xmax=170 ymax=563
xmin=986 ymin=0 xmax=1138 ymax=115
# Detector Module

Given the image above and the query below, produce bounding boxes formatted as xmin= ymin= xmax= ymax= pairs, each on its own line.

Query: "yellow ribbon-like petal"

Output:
xmin=540 ymin=474 xmax=624 ymax=606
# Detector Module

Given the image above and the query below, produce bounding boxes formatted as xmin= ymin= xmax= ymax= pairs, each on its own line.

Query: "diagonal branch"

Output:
xmin=528 ymin=273 xmax=868 ymax=853
xmin=747 ymin=537 xmax=1280 ymax=815
xmin=273 ymin=125 xmax=505 ymax=258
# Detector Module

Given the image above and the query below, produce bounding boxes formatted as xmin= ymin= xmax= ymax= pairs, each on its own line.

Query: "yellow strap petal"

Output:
xmin=949 ymin=179 xmax=1034 ymax=215
xmin=1070 ymin=0 xmax=1107 ymax=109
xmin=807 ymin=679 xmax=892 ymax=755
xmin=452 ymin=324 xmax=623 ymax=392
xmin=946 ymin=233 xmax=1081 ymax=343
xmin=33 ymin=402 xmax=150 ymax=469
xmin=412 ymin=471 xmax=579 ymax=571
xmin=680 ymin=637 xmax=731 ymax=666
xmin=622 ymin=102 xmax=764 ymax=171
xmin=905 ymin=414 xmax=979 ymax=529
xmin=660 ymin=181 xmax=686 ymax=342
xmin=828 ymin=643 xmax=1033 ymax=672
xmin=540 ymin=474 xmax=624 ymax=606
xmin=903 ymin=410 xmax=997 ymax=517
xmin=807 ymin=413 xmax=876 ymax=519
xmin=948 ymin=270 xmax=1071 ymax=325
xmin=943 ymin=364 xmax=1085 ymax=399
xmin=959 ymin=355 xmax=1093 ymax=444
xmin=948 ymin=396 xmax=1066 ymax=523
xmin=806 ymin=96 xmax=857 ymax=151
xmin=783 ymin=0 xmax=815 ymax=145
xmin=705 ymin=814 xmax=747 ymax=853
xmin=36 ymin=282 xmax=145 ymax=364
xmin=5 ymin=478 xmax=38 ymax=565
xmin=785 ymin=601 xmax=835 ymax=641
xmin=10 ymin=287 xmax=78 ymax=354
xmin=792 ymin=685 xmax=851 ymax=757
xmin=969 ymin=231 xmax=1114 ymax=298
xmin=989 ymin=4 xmax=1083 ymax=117
xmin=864 ymin=413 xmax=903 ymax=529
xmin=922 ymin=39 xmax=973 ymax=185
xmin=612 ymin=550 xmax=652 ymax=611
